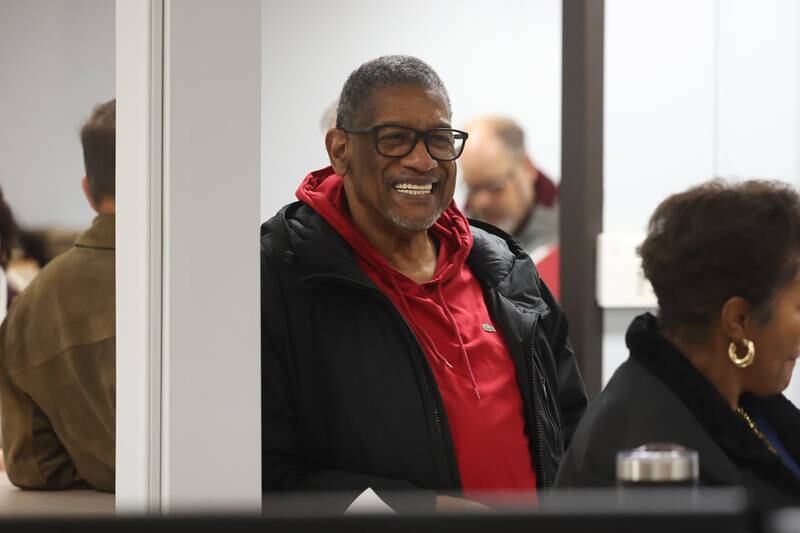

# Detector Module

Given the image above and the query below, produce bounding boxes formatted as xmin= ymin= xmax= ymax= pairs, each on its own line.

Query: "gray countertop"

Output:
xmin=0 ymin=472 xmax=113 ymax=516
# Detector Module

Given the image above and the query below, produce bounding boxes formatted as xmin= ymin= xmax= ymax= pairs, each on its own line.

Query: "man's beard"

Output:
xmin=387 ymin=206 xmax=446 ymax=232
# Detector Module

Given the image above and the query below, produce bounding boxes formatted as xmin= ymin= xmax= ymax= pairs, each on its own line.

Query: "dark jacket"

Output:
xmin=261 ymin=201 xmax=587 ymax=498
xmin=556 ymin=313 xmax=800 ymax=509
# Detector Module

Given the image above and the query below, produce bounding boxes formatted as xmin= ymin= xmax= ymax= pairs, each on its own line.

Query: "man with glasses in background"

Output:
xmin=261 ymin=56 xmax=586 ymax=512
xmin=460 ymin=116 xmax=561 ymax=298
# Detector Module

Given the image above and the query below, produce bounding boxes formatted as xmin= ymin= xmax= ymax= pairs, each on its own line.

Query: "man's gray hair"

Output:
xmin=336 ymin=55 xmax=451 ymax=129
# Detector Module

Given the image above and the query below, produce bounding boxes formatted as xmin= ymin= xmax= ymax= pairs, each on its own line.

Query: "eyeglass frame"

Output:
xmin=340 ymin=124 xmax=469 ymax=162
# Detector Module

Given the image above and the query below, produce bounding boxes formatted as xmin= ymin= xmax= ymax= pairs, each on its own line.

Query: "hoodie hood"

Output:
xmin=296 ymin=166 xmax=473 ymax=290
xmin=297 ymin=166 xmax=481 ymax=396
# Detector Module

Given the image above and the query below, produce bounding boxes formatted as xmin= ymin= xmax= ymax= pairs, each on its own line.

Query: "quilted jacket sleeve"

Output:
xmin=536 ymin=276 xmax=588 ymax=449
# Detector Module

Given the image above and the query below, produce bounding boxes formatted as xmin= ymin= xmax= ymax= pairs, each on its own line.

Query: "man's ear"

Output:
xmin=81 ymin=176 xmax=100 ymax=213
xmin=326 ymin=128 xmax=349 ymax=176
xmin=720 ymin=296 xmax=752 ymax=340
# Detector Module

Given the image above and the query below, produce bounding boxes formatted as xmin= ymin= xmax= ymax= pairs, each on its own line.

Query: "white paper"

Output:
xmin=344 ymin=487 xmax=397 ymax=515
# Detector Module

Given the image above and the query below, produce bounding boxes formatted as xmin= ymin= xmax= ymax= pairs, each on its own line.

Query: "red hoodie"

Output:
xmin=297 ymin=167 xmax=537 ymax=498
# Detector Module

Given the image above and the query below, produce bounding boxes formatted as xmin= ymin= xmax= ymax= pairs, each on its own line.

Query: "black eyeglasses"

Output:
xmin=341 ymin=125 xmax=469 ymax=162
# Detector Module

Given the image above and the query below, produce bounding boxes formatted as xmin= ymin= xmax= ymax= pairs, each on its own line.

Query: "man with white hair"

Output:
xmin=460 ymin=116 xmax=560 ymax=297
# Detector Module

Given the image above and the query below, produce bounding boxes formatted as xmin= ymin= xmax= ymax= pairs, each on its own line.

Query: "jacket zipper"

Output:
xmin=528 ymin=334 xmax=564 ymax=448
xmin=386 ymin=300 xmax=458 ymax=488
xmin=527 ymin=330 xmax=549 ymax=488
xmin=420 ymin=357 xmax=457 ymax=488
xmin=304 ymin=273 xmax=458 ymax=488
xmin=368 ymin=290 xmax=457 ymax=487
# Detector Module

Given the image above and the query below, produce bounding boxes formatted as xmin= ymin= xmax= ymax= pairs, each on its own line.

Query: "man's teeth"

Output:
xmin=394 ymin=183 xmax=433 ymax=195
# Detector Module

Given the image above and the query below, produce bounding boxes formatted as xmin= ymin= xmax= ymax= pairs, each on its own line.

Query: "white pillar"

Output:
xmin=116 ymin=0 xmax=164 ymax=512
xmin=116 ymin=0 xmax=262 ymax=512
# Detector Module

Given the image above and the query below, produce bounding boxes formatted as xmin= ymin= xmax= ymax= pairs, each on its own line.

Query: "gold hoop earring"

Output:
xmin=728 ymin=338 xmax=755 ymax=368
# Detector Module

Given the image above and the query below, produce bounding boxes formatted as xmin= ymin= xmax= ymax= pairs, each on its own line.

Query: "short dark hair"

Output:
xmin=640 ymin=179 xmax=800 ymax=342
xmin=336 ymin=55 xmax=451 ymax=129
xmin=80 ymin=98 xmax=116 ymax=203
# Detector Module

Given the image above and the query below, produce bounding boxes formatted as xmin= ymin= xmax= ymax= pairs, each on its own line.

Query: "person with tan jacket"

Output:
xmin=0 ymin=99 xmax=116 ymax=492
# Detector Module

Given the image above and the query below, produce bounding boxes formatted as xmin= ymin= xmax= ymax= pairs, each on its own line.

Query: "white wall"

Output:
xmin=261 ymin=0 xmax=562 ymax=221
xmin=716 ymin=1 xmax=800 ymax=180
xmin=603 ymin=0 xmax=800 ymax=403
xmin=604 ymin=0 xmax=716 ymax=235
xmin=0 ymin=0 xmax=114 ymax=228
xmin=116 ymin=0 xmax=161 ymax=511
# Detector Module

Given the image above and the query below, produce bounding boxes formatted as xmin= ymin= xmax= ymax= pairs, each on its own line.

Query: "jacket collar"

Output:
xmin=265 ymin=202 xmax=549 ymax=317
xmin=627 ymin=313 xmax=800 ymax=489
xmin=468 ymin=218 xmax=550 ymax=317
xmin=75 ymin=214 xmax=115 ymax=251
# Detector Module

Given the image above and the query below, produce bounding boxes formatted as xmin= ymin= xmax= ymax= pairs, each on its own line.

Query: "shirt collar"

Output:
xmin=75 ymin=214 xmax=115 ymax=250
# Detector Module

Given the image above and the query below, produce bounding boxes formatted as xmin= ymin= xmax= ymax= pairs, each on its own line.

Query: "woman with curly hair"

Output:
xmin=557 ymin=179 xmax=800 ymax=509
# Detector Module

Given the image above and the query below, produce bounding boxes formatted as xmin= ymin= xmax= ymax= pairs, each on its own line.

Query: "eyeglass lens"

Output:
xmin=374 ymin=126 xmax=466 ymax=161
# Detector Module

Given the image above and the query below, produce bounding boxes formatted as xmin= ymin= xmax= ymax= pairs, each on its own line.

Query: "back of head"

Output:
xmin=465 ymin=116 xmax=527 ymax=162
xmin=335 ymin=55 xmax=451 ymax=129
xmin=80 ymin=99 xmax=116 ymax=204
xmin=639 ymin=179 xmax=800 ymax=341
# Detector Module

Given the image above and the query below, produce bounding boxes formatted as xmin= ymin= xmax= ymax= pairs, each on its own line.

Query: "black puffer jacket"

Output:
xmin=261 ymin=201 xmax=587 ymax=497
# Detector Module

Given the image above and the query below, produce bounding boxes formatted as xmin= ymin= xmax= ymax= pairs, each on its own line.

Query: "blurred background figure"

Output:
xmin=459 ymin=116 xmax=560 ymax=298
xmin=556 ymin=180 xmax=800 ymax=509
xmin=0 ymin=185 xmax=18 ymax=321
xmin=319 ymin=100 xmax=338 ymax=133
xmin=5 ymin=227 xmax=79 ymax=297
xmin=0 ymin=189 xmax=78 ymax=300
xmin=0 ymin=184 xmax=17 ymax=471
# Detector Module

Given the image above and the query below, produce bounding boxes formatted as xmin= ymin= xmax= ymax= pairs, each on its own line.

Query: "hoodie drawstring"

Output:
xmin=390 ymin=277 xmax=454 ymax=370
xmin=390 ymin=276 xmax=482 ymax=400
xmin=437 ymin=284 xmax=481 ymax=400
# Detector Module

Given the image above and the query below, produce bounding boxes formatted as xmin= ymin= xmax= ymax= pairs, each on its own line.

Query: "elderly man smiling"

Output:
xmin=260 ymin=56 xmax=587 ymax=511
